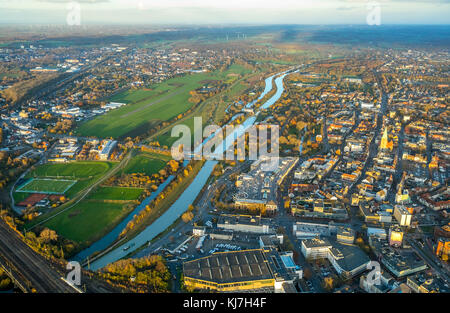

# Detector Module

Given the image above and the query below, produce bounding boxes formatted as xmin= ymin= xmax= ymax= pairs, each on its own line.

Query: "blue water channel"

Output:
xmin=89 ymin=69 xmax=294 ymax=270
xmin=72 ymin=175 xmax=175 ymax=262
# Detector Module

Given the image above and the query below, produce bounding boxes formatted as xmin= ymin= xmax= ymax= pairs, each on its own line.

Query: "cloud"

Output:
xmin=36 ymin=0 xmax=109 ymax=3
xmin=0 ymin=0 xmax=448 ymax=24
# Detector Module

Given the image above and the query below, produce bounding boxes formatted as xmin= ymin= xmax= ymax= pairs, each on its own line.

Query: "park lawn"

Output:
xmin=75 ymin=64 xmax=251 ymax=139
xmin=17 ymin=179 xmax=76 ymax=194
xmin=44 ymin=200 xmax=134 ymax=244
xmin=87 ymin=187 xmax=143 ymax=201
xmin=123 ymin=153 xmax=167 ymax=176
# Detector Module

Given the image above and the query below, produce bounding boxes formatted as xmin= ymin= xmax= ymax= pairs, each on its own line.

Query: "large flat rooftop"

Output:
xmin=183 ymin=249 xmax=274 ymax=284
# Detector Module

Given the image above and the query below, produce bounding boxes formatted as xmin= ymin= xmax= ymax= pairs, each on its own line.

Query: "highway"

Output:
xmin=0 ymin=219 xmax=78 ymax=293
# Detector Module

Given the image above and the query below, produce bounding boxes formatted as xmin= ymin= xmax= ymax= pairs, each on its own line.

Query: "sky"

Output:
xmin=0 ymin=0 xmax=449 ymax=25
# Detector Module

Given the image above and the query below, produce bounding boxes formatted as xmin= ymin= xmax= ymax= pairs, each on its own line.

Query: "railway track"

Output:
xmin=0 ymin=219 xmax=77 ymax=293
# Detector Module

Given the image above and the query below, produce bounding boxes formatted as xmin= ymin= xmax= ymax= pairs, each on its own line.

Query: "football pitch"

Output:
xmin=16 ymin=178 xmax=77 ymax=194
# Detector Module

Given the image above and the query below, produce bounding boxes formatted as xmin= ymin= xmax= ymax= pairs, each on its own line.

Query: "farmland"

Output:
xmin=75 ymin=64 xmax=252 ymax=139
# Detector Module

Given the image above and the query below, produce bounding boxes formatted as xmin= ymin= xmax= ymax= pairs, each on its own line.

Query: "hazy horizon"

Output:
xmin=0 ymin=0 xmax=449 ymax=25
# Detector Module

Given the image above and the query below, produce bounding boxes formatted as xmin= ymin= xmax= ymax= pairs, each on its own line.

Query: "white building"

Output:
xmin=99 ymin=140 xmax=117 ymax=160
xmin=394 ymin=206 xmax=412 ymax=227
xmin=301 ymin=238 xmax=371 ymax=278
xmin=293 ymin=222 xmax=331 ymax=239
xmin=301 ymin=238 xmax=332 ymax=259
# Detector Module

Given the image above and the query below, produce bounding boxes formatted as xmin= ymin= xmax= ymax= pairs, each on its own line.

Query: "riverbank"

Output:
xmin=88 ymin=67 xmax=298 ymax=270
xmin=118 ymin=160 xmax=205 ymax=242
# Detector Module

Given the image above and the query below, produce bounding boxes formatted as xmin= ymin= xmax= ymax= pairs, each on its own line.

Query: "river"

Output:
xmin=245 ymin=74 xmax=276 ymax=109
xmin=89 ymin=69 xmax=295 ymax=270
xmin=72 ymin=175 xmax=176 ymax=262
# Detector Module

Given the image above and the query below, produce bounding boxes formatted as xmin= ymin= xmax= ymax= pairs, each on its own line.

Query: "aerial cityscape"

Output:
xmin=0 ymin=0 xmax=449 ymax=305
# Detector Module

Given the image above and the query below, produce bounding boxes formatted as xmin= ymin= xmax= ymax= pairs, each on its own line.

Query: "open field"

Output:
xmin=87 ymin=186 xmax=143 ymax=201
xmin=122 ymin=153 xmax=168 ymax=176
xmin=16 ymin=178 xmax=76 ymax=194
xmin=156 ymin=115 xmax=196 ymax=148
xmin=43 ymin=200 xmax=134 ymax=244
xmin=75 ymin=64 xmax=252 ymax=139
xmin=154 ymin=69 xmax=259 ymax=148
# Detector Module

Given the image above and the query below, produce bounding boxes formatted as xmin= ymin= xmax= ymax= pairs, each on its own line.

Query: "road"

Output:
xmin=347 ymin=71 xmax=389 ymax=200
xmin=406 ymin=237 xmax=449 ymax=283
xmin=0 ymin=219 xmax=78 ymax=293
xmin=133 ymin=161 xmax=248 ymax=259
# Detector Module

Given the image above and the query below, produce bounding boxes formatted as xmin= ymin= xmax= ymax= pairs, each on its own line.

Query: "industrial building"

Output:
xmin=183 ymin=249 xmax=301 ymax=292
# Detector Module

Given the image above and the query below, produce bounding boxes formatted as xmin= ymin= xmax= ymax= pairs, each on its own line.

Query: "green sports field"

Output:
xmin=75 ymin=64 xmax=252 ymax=139
xmin=19 ymin=161 xmax=114 ymax=199
xmin=17 ymin=178 xmax=76 ymax=194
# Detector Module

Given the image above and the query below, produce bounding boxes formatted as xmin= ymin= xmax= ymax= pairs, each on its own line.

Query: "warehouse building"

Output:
xmin=183 ymin=249 xmax=301 ymax=292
